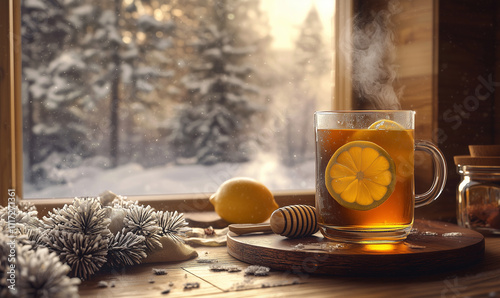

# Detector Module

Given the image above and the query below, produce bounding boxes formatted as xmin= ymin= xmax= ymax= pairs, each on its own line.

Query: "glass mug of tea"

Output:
xmin=314 ymin=110 xmax=447 ymax=243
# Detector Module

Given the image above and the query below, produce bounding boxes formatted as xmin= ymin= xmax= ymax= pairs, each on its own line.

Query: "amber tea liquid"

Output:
xmin=316 ymin=128 xmax=415 ymax=243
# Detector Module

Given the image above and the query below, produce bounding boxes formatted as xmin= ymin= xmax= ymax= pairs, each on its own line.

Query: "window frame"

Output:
xmin=1 ymin=0 xmax=23 ymax=208
xmin=1 ymin=0 xmax=343 ymax=215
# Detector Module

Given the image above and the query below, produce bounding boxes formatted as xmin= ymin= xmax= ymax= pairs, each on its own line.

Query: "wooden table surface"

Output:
xmin=79 ymin=224 xmax=500 ymax=298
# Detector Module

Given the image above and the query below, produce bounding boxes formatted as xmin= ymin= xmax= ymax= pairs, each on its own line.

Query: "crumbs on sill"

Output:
xmin=153 ymin=268 xmax=168 ymax=275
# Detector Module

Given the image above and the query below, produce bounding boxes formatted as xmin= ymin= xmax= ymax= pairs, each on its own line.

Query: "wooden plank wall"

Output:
xmin=350 ymin=0 xmax=436 ymax=139
xmin=435 ymin=0 xmax=499 ymax=220
xmin=392 ymin=0 xmax=436 ymax=142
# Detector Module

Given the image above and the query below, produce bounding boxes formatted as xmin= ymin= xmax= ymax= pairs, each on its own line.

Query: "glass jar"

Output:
xmin=457 ymin=165 xmax=500 ymax=235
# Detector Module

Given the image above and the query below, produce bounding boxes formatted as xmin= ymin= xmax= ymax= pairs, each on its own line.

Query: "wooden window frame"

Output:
xmin=0 ymin=0 xmax=23 ymax=208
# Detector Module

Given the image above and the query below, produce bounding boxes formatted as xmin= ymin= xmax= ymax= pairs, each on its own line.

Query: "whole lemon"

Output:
xmin=209 ymin=177 xmax=279 ymax=224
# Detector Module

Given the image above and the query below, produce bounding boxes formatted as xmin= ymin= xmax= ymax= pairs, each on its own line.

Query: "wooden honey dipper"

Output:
xmin=228 ymin=205 xmax=319 ymax=238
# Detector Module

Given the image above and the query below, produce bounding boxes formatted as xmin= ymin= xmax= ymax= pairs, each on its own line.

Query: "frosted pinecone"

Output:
xmin=0 ymin=232 xmax=11 ymax=297
xmin=156 ymin=210 xmax=189 ymax=243
xmin=123 ymin=204 xmax=161 ymax=251
xmin=24 ymin=227 xmax=46 ymax=250
xmin=43 ymin=230 xmax=109 ymax=279
xmin=106 ymin=229 xmax=147 ymax=268
xmin=0 ymin=205 xmax=43 ymax=229
xmin=43 ymin=197 xmax=111 ymax=237
xmin=16 ymin=245 xmax=80 ymax=298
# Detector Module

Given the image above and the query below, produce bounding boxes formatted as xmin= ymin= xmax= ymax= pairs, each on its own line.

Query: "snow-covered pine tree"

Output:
xmin=282 ymin=4 xmax=329 ymax=166
xmin=294 ymin=4 xmax=329 ymax=80
xmin=170 ymin=0 xmax=269 ymax=165
xmin=22 ymin=0 xmax=176 ymax=188
xmin=22 ymin=0 xmax=95 ymax=186
xmin=79 ymin=0 xmax=175 ymax=167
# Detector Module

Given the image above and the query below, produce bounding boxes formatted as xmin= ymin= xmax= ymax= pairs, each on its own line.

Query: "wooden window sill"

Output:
xmin=28 ymin=190 xmax=315 ymax=218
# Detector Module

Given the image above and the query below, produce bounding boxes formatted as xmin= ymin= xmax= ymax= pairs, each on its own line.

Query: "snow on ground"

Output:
xmin=25 ymin=152 xmax=315 ymax=199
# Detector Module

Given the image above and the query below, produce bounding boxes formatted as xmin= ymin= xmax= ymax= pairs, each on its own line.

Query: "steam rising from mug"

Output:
xmin=340 ymin=1 xmax=402 ymax=110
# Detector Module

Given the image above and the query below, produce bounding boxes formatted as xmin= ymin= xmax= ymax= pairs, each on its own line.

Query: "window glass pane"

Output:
xmin=22 ymin=0 xmax=334 ymax=198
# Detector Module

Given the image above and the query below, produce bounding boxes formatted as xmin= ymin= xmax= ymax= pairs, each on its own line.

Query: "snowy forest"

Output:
xmin=22 ymin=0 xmax=332 ymax=198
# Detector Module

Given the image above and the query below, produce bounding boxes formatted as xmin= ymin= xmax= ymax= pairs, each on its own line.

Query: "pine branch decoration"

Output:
xmin=0 ymin=193 xmax=193 ymax=284
xmin=14 ymin=224 xmax=45 ymax=248
xmin=44 ymin=230 xmax=109 ymax=280
xmin=0 ymin=232 xmax=10 ymax=297
xmin=156 ymin=210 xmax=189 ymax=243
xmin=26 ymin=227 xmax=46 ymax=250
xmin=0 ymin=205 xmax=43 ymax=229
xmin=107 ymin=229 xmax=147 ymax=268
xmin=123 ymin=204 xmax=162 ymax=251
xmin=43 ymin=197 xmax=111 ymax=237
xmin=16 ymin=245 xmax=81 ymax=298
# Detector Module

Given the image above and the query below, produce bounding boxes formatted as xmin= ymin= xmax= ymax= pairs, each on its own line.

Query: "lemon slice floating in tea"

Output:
xmin=368 ymin=119 xmax=406 ymax=130
xmin=352 ymin=118 xmax=414 ymax=161
xmin=325 ymin=141 xmax=396 ymax=211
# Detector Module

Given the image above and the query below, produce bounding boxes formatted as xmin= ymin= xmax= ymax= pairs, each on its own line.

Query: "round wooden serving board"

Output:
xmin=227 ymin=219 xmax=485 ymax=276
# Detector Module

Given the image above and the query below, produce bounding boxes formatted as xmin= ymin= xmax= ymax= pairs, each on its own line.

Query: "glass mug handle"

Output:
xmin=414 ymin=139 xmax=448 ymax=207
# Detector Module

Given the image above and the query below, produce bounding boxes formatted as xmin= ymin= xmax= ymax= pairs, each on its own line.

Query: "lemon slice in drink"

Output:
xmin=368 ymin=119 xmax=405 ymax=130
xmin=325 ymin=141 xmax=396 ymax=211
xmin=354 ymin=119 xmax=413 ymax=154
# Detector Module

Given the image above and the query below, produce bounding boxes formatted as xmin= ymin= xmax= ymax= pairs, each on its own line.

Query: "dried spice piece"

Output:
xmin=97 ymin=281 xmax=109 ymax=288
xmin=153 ymin=268 xmax=168 ymax=275
xmin=227 ymin=267 xmax=243 ymax=273
xmin=489 ymin=211 xmax=500 ymax=229
xmin=197 ymin=258 xmax=218 ymax=263
xmin=229 ymin=278 xmax=300 ymax=291
xmin=209 ymin=265 xmax=227 ymax=272
xmin=244 ymin=265 xmax=270 ymax=276
xmin=468 ymin=203 xmax=500 ymax=229
xmin=184 ymin=282 xmax=200 ymax=290
xmin=204 ymin=226 xmax=215 ymax=235
xmin=209 ymin=264 xmax=242 ymax=272
xmin=261 ymin=280 xmax=301 ymax=288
